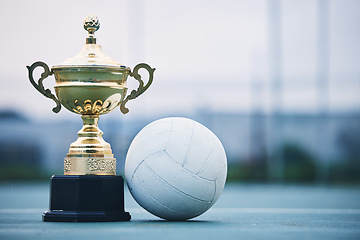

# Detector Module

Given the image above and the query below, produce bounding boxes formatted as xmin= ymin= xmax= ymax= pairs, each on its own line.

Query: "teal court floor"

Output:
xmin=0 ymin=182 xmax=359 ymax=240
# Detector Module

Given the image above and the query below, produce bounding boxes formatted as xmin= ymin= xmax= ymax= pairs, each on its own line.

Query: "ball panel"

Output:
xmin=125 ymin=131 xmax=171 ymax=178
xmin=182 ymin=122 xmax=214 ymax=174
xmin=197 ymin=137 xmax=227 ymax=181
xmin=165 ymin=117 xmax=194 ymax=166
xmin=213 ymin=165 xmax=227 ymax=203
xmin=145 ymin=150 xmax=216 ymax=202
xmin=130 ymin=172 xmax=187 ymax=220
xmin=132 ymin=158 xmax=212 ymax=220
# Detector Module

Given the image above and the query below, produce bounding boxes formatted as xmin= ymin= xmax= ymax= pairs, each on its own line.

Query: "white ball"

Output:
xmin=125 ymin=117 xmax=227 ymax=220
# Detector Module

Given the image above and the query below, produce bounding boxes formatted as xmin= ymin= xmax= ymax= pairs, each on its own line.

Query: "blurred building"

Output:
xmin=0 ymin=110 xmax=359 ymax=181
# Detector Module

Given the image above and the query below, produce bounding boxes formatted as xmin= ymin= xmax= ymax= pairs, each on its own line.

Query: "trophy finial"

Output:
xmin=84 ymin=13 xmax=100 ymax=44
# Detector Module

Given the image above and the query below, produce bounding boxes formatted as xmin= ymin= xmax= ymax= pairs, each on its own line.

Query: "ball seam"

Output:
xmin=181 ymin=121 xmax=194 ymax=167
xmin=130 ymin=150 xmax=165 ymax=182
xmin=163 ymin=150 xmax=217 ymax=182
xmin=135 ymin=174 xmax=186 ymax=217
xmin=196 ymin=136 xmax=215 ymax=175
xmin=143 ymin=160 xmax=213 ymax=204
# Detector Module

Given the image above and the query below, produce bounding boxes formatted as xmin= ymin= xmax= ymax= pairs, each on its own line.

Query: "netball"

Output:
xmin=125 ymin=117 xmax=227 ymax=220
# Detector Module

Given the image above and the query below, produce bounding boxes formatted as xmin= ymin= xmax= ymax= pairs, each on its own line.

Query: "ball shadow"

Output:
xmin=133 ymin=219 xmax=218 ymax=224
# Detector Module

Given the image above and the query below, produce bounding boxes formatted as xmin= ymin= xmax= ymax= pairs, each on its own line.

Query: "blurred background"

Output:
xmin=0 ymin=0 xmax=359 ymax=184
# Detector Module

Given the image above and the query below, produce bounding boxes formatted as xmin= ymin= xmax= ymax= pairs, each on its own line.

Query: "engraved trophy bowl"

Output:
xmin=26 ymin=14 xmax=155 ymax=222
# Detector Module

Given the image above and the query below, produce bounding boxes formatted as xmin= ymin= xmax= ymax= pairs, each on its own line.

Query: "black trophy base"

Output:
xmin=43 ymin=175 xmax=131 ymax=222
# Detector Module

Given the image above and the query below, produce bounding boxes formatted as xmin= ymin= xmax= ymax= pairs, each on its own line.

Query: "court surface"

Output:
xmin=0 ymin=182 xmax=359 ymax=240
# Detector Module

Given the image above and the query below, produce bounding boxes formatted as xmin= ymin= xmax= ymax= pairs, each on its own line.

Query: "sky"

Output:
xmin=0 ymin=0 xmax=359 ymax=121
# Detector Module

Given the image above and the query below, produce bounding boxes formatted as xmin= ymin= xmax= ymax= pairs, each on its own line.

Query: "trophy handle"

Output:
xmin=120 ymin=63 xmax=155 ymax=114
xmin=27 ymin=61 xmax=61 ymax=113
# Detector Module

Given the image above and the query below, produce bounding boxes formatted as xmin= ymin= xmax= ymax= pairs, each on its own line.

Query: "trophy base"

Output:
xmin=43 ymin=175 xmax=131 ymax=222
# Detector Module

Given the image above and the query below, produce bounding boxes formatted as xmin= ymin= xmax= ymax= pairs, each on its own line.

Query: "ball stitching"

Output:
xmin=134 ymin=174 xmax=186 ymax=216
xmin=142 ymin=159 xmax=213 ymax=204
xmin=181 ymin=121 xmax=195 ymax=167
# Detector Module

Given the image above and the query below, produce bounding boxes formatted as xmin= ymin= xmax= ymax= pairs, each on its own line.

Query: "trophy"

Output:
xmin=27 ymin=14 xmax=155 ymax=222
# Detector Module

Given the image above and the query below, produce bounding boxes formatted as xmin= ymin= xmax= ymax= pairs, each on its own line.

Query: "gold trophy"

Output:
xmin=27 ymin=14 xmax=155 ymax=222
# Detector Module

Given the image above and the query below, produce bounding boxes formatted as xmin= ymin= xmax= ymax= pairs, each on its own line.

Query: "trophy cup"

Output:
xmin=26 ymin=14 xmax=155 ymax=222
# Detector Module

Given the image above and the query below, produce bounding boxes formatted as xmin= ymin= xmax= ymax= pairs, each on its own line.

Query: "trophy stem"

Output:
xmin=64 ymin=115 xmax=116 ymax=175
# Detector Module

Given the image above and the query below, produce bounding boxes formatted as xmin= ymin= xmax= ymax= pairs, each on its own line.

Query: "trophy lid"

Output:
xmin=53 ymin=14 xmax=127 ymax=69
